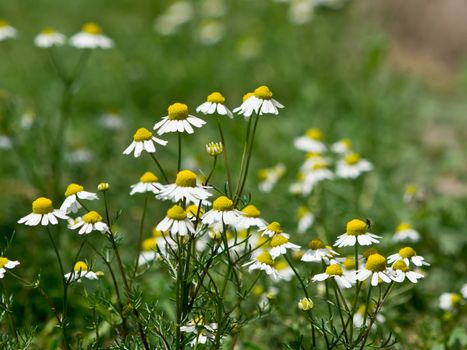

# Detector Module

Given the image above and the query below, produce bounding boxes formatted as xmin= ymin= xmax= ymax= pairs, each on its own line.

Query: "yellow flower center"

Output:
xmin=242 ymin=204 xmax=260 ymax=218
xmin=32 ymin=197 xmax=54 ymax=214
xmin=140 ymin=171 xmax=158 ymax=183
xmin=397 ymin=223 xmax=412 ymax=231
xmin=256 ymin=251 xmax=274 ymax=266
xmin=297 ymin=206 xmax=310 ymax=219
xmin=257 ymin=169 xmax=269 ymax=181
xmin=253 ymin=285 xmax=264 ymax=295
xmin=207 ymin=92 xmax=225 ymax=103
xmin=254 ymin=85 xmax=273 ymax=100
xmin=0 ymin=257 xmax=8 ymax=268
xmin=365 ymin=254 xmax=386 ymax=272
xmin=64 ymin=183 xmax=84 ymax=197
xmin=255 ymin=236 xmax=269 ymax=248
xmin=168 ymin=103 xmax=189 ymax=120
xmin=399 ymin=247 xmax=417 ymax=258
xmin=83 ymin=211 xmax=102 ymax=224
xmin=186 ymin=204 xmax=203 ymax=217
xmin=42 ymin=27 xmax=56 ymax=35
xmin=74 ymin=261 xmax=88 ymax=272
xmin=193 ymin=315 xmax=206 ymax=325
xmin=175 ymin=170 xmax=197 ymax=187
xmin=270 ymin=234 xmax=289 ymax=247
xmin=0 ymin=20 xmax=9 ymax=28
xmin=308 ymin=238 xmax=326 ymax=250
xmin=362 ymin=248 xmax=379 ymax=259
xmin=266 ymin=221 xmax=283 ymax=234
xmin=357 ymin=304 xmax=366 ymax=315
xmin=133 ymin=128 xmax=153 ymax=142
xmin=341 ymin=138 xmax=352 ymax=148
xmin=311 ymin=162 xmax=328 ymax=170
xmin=346 ymin=219 xmax=368 ymax=236
xmin=325 ymin=264 xmax=343 ymax=276
xmin=305 ymin=128 xmax=323 ymax=140
xmin=152 ymin=228 xmax=164 ymax=237
xmin=242 ymin=92 xmax=254 ymax=102
xmin=343 ymin=256 xmax=356 ymax=270
xmin=392 ymin=260 xmax=409 ymax=272
xmin=345 ymin=153 xmax=361 ymax=165
xmin=167 ymin=205 xmax=187 ymax=220
xmin=305 ymin=152 xmax=321 ymax=159
xmin=405 ymin=184 xmax=417 ymax=195
xmin=82 ymin=22 xmax=102 ymax=35
xmin=142 ymin=238 xmax=157 ymax=251
xmin=213 ymin=196 xmax=233 ymax=211
xmin=451 ymin=294 xmax=462 ymax=305
xmin=274 ymin=260 xmax=288 ymax=271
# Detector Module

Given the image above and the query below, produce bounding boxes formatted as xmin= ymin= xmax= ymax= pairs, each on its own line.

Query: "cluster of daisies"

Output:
xmin=0 ymin=20 xmax=113 ymax=49
xmin=439 ymin=283 xmax=467 ymax=314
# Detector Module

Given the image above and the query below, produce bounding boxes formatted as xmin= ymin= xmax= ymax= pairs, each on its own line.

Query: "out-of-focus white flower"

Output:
xmin=288 ymin=0 xmax=315 ymax=25
xmin=294 ymin=128 xmax=326 ymax=153
xmin=138 ymin=238 xmax=158 ymax=266
xmin=20 ymin=111 xmax=35 ymax=129
xmin=99 ymin=110 xmax=124 ymax=130
xmin=258 ymin=163 xmax=286 ymax=193
xmin=68 ymin=147 xmax=93 ymax=164
xmin=331 ymin=138 xmax=353 ymax=154
xmin=336 ymin=152 xmax=372 ymax=179
xmin=302 ymin=238 xmax=337 ymax=263
xmin=0 ymin=257 xmax=19 ymax=279
xmin=439 ymin=293 xmax=463 ymax=311
xmin=34 ymin=27 xmax=66 ymax=48
xmin=201 ymin=0 xmax=227 ymax=17
xmin=198 ymin=20 xmax=225 ymax=46
xmin=0 ymin=21 xmax=17 ymax=41
xmin=180 ymin=315 xmax=217 ymax=347
xmin=393 ymin=223 xmax=420 ymax=243
xmin=69 ymin=22 xmax=113 ymax=49
xmin=0 ymin=135 xmax=12 ymax=150
xmin=154 ymin=1 xmax=194 ymax=36
xmin=296 ymin=206 xmax=314 ymax=233
xmin=236 ymin=204 xmax=267 ymax=230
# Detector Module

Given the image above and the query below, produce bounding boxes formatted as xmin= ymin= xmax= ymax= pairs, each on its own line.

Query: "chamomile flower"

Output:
xmin=60 ymin=183 xmax=99 ymax=214
xmin=301 ymin=238 xmax=337 ymax=263
xmin=69 ymin=22 xmax=113 ymax=49
xmin=331 ymin=138 xmax=353 ymax=154
xmin=334 ymin=219 xmax=381 ymax=247
xmin=202 ymin=196 xmax=242 ymax=226
xmin=233 ymin=85 xmax=283 ymax=117
xmin=18 ymin=197 xmax=68 ymax=226
xmin=439 ymin=293 xmax=463 ymax=311
xmin=259 ymin=221 xmax=289 ymax=238
xmin=64 ymin=261 xmax=98 ymax=283
xmin=296 ymin=206 xmax=314 ymax=233
xmin=298 ymin=297 xmax=314 ymax=311
xmin=300 ymin=152 xmax=329 ymax=172
xmin=158 ymin=170 xmax=212 ymax=204
xmin=274 ymin=259 xmax=294 ymax=281
xmin=154 ymin=103 xmax=206 ymax=135
xmin=245 ymin=251 xmax=282 ymax=280
xmin=403 ymin=183 xmax=418 ymax=203
xmin=389 ymin=260 xmax=424 ymax=283
xmin=196 ymin=92 xmax=233 ymax=118
xmin=336 ymin=152 xmax=373 ymax=179
xmin=186 ymin=204 xmax=205 ymax=221
xmin=180 ymin=315 xmax=217 ymax=346
xmin=99 ymin=109 xmax=124 ymax=130
xmin=0 ymin=257 xmax=19 ymax=279
xmin=393 ymin=223 xmax=420 ymax=243
xmin=123 ymin=127 xmax=168 ymax=158
xmin=156 ymin=205 xmax=195 ymax=236
xmin=206 ymin=142 xmax=223 ymax=156
xmin=0 ymin=135 xmax=12 ymax=150
xmin=130 ymin=171 xmax=163 ymax=195
xmin=236 ymin=204 xmax=267 ymax=230
xmin=34 ymin=27 xmax=65 ymax=48
xmin=294 ymin=128 xmax=326 ymax=153
xmin=138 ymin=238 xmax=158 ymax=266
xmin=269 ymin=234 xmax=300 ymax=259
xmin=0 ymin=21 xmax=17 ymax=41
xmin=258 ymin=163 xmax=286 ymax=192
xmin=387 ymin=247 xmax=429 ymax=267
xmin=302 ymin=162 xmax=334 ymax=187
xmin=70 ymin=211 xmax=109 ymax=235
xmin=312 ymin=263 xmax=353 ymax=288
xmin=355 ymin=254 xmax=391 ymax=286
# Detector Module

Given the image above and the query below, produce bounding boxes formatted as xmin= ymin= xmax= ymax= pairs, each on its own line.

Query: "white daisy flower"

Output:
xmin=334 ymin=219 xmax=381 ymax=247
xmin=275 ymin=259 xmax=295 ymax=281
xmin=138 ymin=238 xmax=158 ymax=266
xmin=180 ymin=315 xmax=217 ymax=347
xmin=0 ymin=21 xmax=17 ymax=41
xmin=269 ymin=233 xmax=300 ymax=259
xmin=258 ymin=163 xmax=286 ymax=193
xmin=389 ymin=260 xmax=424 ymax=283
xmin=70 ymin=211 xmax=109 ymax=235
xmin=0 ymin=135 xmax=12 ymax=150
xmin=153 ymin=103 xmax=206 ymax=135
xmin=312 ymin=263 xmax=353 ymax=289
xmin=34 ymin=27 xmax=65 ymax=48
xmin=299 ymin=152 xmax=330 ymax=172
xmin=0 ymin=257 xmax=20 ymax=279
xmin=245 ymin=251 xmax=282 ymax=280
xmin=294 ymin=128 xmax=326 ymax=153
xmin=123 ymin=127 xmax=168 ymax=158
xmin=69 ymin=22 xmax=113 ymax=49
xmin=331 ymin=138 xmax=353 ymax=154
xmin=336 ymin=152 xmax=373 ymax=179
xmin=156 ymin=205 xmax=195 ymax=236
xmin=130 ymin=171 xmax=163 ymax=195
xmin=99 ymin=110 xmax=124 ymax=130
xmin=233 ymin=85 xmax=284 ymax=117
xmin=392 ymin=223 xmax=420 ymax=243
xmin=64 ymin=261 xmax=98 ymax=283
xmin=235 ymin=204 xmax=267 ymax=230
xmin=355 ymin=254 xmax=392 ymax=286
xmin=301 ymin=238 xmax=338 ymax=263
xmin=403 ymin=183 xmax=418 ymax=203
xmin=461 ymin=283 xmax=467 ymax=299
xmin=18 ymin=197 xmax=68 ymax=226
xmin=302 ymin=162 xmax=334 ymax=187
xmin=296 ymin=206 xmax=314 ymax=234
xmin=202 ymin=196 xmax=243 ymax=226
xmin=157 ymin=169 xmax=212 ymax=204
xmin=259 ymin=221 xmax=289 ymax=238
xmin=439 ymin=293 xmax=463 ymax=311
xmin=60 ymin=183 xmax=99 ymax=214
xmin=205 ymin=141 xmax=223 ymax=156
xmin=196 ymin=92 xmax=233 ymax=118
xmin=387 ymin=247 xmax=429 ymax=267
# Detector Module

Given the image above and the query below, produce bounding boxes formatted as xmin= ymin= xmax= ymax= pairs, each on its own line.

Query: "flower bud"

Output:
xmin=298 ymin=297 xmax=314 ymax=311
xmin=98 ymin=182 xmax=109 ymax=191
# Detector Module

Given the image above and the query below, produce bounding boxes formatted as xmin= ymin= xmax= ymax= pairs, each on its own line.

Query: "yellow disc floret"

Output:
xmin=308 ymin=238 xmax=326 ymax=250
xmin=362 ymin=248 xmax=379 ymax=259
xmin=32 ymin=197 xmax=54 ymax=214
xmin=207 ymin=92 xmax=225 ymax=103
xmin=274 ymin=260 xmax=288 ymax=271
xmin=82 ymin=22 xmax=102 ymax=35
xmin=140 ymin=171 xmax=158 ymax=183
xmin=325 ymin=264 xmax=343 ymax=276
xmin=343 ymin=256 xmax=356 ymax=270
xmin=83 ymin=211 xmax=102 ymax=224
xmin=168 ymin=103 xmax=189 ymax=120
xmin=167 ymin=205 xmax=187 ymax=220
xmin=345 ymin=153 xmax=361 ymax=165
xmin=74 ymin=261 xmax=88 ymax=272
xmin=266 ymin=221 xmax=283 ymax=234
xmin=256 ymin=251 xmax=274 ymax=266
xmin=270 ymin=234 xmax=289 ymax=248
xmin=399 ymin=247 xmax=417 ymax=258
xmin=0 ymin=257 xmax=8 ymax=268
xmin=42 ymin=27 xmax=56 ymax=35
xmin=397 ymin=223 xmax=412 ymax=231
xmin=346 ymin=219 xmax=368 ymax=236
xmin=142 ymin=238 xmax=157 ymax=251
xmin=213 ymin=196 xmax=233 ymax=211
xmin=392 ymin=260 xmax=409 ymax=272
xmin=0 ymin=20 xmax=10 ymax=28
xmin=175 ymin=170 xmax=197 ymax=187
xmin=193 ymin=315 xmax=206 ymax=325
xmin=341 ymin=138 xmax=352 ymax=148
xmin=365 ymin=254 xmax=386 ymax=272
xmin=242 ymin=92 xmax=254 ymax=102
xmin=242 ymin=204 xmax=260 ymax=218
xmin=306 ymin=128 xmax=323 ymax=140
xmin=254 ymin=85 xmax=273 ymax=100
xmin=133 ymin=128 xmax=153 ymax=142
xmin=451 ymin=293 xmax=462 ymax=305
xmin=64 ymin=183 xmax=84 ymax=197
xmin=186 ymin=204 xmax=203 ymax=217
xmin=298 ymin=297 xmax=314 ymax=311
